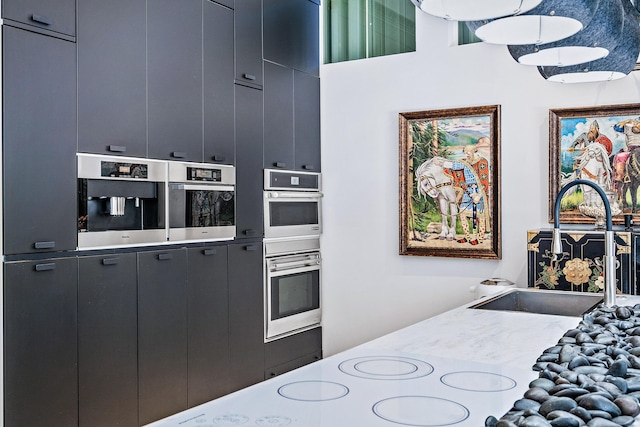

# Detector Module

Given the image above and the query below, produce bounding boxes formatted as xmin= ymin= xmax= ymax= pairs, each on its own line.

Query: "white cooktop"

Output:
xmin=147 ymin=347 xmax=537 ymax=427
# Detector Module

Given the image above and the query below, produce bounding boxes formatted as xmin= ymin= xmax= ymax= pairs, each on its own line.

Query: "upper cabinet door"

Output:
xmin=77 ymin=0 xmax=147 ymax=158
xmin=148 ymin=0 xmax=203 ymax=162
xmin=234 ymin=0 xmax=263 ymax=87
xmin=294 ymin=71 xmax=321 ymax=172
xmin=263 ymin=0 xmax=319 ymax=76
xmin=2 ymin=0 xmax=76 ymax=38
xmin=263 ymin=62 xmax=294 ymax=170
xmin=204 ymin=1 xmax=235 ymax=165
xmin=2 ymin=26 xmax=77 ymax=255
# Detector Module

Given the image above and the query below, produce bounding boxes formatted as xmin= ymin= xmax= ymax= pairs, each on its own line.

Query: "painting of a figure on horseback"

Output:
xmin=549 ymin=104 xmax=640 ymax=225
xmin=399 ymin=105 xmax=501 ymax=259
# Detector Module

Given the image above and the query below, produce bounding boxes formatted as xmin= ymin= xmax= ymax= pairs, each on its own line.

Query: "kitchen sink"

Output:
xmin=469 ymin=289 xmax=603 ymax=317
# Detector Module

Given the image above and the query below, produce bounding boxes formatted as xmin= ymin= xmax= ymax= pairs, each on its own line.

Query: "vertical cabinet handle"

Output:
xmin=108 ymin=145 xmax=127 ymax=153
xmin=157 ymin=253 xmax=173 ymax=261
xmin=171 ymin=152 xmax=186 ymax=159
xmin=35 ymin=263 xmax=56 ymax=272
xmin=31 ymin=14 xmax=52 ymax=25
xmin=34 ymin=241 xmax=56 ymax=249
xmin=203 ymin=249 xmax=217 ymax=256
xmin=102 ymin=257 xmax=120 ymax=265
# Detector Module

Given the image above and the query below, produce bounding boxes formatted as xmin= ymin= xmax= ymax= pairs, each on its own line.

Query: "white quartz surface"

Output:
xmin=146 ymin=291 xmax=640 ymax=427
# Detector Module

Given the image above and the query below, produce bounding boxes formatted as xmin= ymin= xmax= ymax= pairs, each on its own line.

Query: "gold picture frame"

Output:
xmin=399 ymin=105 xmax=501 ymax=259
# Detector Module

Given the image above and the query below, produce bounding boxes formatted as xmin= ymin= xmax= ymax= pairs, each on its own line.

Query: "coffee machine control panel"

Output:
xmin=101 ymin=161 xmax=148 ymax=179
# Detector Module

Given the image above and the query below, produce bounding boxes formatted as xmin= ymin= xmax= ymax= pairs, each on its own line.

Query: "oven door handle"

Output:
xmin=172 ymin=184 xmax=235 ymax=192
xmin=266 ymin=191 xmax=323 ymax=199
xmin=269 ymin=257 xmax=321 ymax=272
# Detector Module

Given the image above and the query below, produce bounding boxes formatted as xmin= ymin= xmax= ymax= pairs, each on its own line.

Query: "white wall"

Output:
xmin=319 ymin=11 xmax=640 ymax=356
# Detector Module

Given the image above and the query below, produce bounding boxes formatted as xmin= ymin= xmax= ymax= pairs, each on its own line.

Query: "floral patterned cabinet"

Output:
xmin=527 ymin=229 xmax=635 ymax=295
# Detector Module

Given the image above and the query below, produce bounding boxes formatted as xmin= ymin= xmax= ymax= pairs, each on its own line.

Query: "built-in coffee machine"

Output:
xmin=77 ymin=153 xmax=168 ymax=249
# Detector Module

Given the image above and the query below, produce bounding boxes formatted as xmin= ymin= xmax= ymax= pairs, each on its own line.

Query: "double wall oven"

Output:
xmin=263 ymin=169 xmax=323 ymax=342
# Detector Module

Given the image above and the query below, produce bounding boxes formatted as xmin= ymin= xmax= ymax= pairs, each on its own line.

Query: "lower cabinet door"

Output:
xmin=4 ymin=257 xmax=78 ymax=427
xmin=78 ymin=253 xmax=138 ymax=427
xmin=228 ymin=242 xmax=265 ymax=392
xmin=187 ymin=246 xmax=230 ymax=406
xmin=138 ymin=248 xmax=189 ymax=425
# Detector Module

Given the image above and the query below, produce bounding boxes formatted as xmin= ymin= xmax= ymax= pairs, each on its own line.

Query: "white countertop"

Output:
xmin=146 ymin=290 xmax=640 ymax=427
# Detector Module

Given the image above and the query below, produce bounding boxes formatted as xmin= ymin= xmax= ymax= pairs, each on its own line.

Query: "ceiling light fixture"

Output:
xmin=409 ymin=0 xmax=542 ymax=21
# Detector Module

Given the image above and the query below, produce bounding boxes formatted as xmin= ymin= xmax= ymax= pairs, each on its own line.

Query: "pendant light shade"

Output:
xmin=507 ymin=0 xmax=623 ymax=67
xmin=465 ymin=0 xmax=599 ymax=45
xmin=411 ymin=0 xmax=542 ymax=21
xmin=539 ymin=3 xmax=640 ymax=84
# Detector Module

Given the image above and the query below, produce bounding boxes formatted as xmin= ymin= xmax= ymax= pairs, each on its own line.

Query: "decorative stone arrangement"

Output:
xmin=486 ymin=305 xmax=640 ymax=427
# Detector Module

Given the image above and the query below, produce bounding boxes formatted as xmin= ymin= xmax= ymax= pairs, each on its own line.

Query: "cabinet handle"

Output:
xmin=108 ymin=145 xmax=127 ymax=153
xmin=211 ymin=155 xmax=226 ymax=162
xmin=102 ymin=257 xmax=120 ymax=265
xmin=31 ymin=14 xmax=52 ymax=26
xmin=243 ymin=229 xmax=258 ymax=237
xmin=157 ymin=253 xmax=173 ymax=260
xmin=171 ymin=151 xmax=186 ymax=159
xmin=274 ymin=162 xmax=287 ymax=168
xmin=35 ymin=263 xmax=56 ymax=272
xmin=244 ymin=245 xmax=258 ymax=252
xmin=302 ymin=164 xmax=315 ymax=171
xmin=34 ymin=241 xmax=56 ymax=249
xmin=242 ymin=73 xmax=256 ymax=81
xmin=203 ymin=248 xmax=217 ymax=256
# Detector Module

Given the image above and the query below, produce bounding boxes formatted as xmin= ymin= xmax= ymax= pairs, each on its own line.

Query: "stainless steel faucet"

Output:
xmin=552 ymin=179 xmax=616 ymax=307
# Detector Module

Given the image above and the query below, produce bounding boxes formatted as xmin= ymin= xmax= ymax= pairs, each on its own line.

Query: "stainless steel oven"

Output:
xmin=265 ymin=238 xmax=321 ymax=341
xmin=168 ymin=161 xmax=235 ymax=242
xmin=264 ymin=169 xmax=322 ymax=240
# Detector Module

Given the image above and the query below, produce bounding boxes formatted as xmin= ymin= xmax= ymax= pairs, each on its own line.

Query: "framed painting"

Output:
xmin=549 ymin=104 xmax=640 ymax=225
xmin=399 ymin=105 xmax=501 ymax=259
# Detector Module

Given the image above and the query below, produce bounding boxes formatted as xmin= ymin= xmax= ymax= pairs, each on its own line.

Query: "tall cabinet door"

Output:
xmin=78 ymin=253 xmax=138 ymax=427
xmin=263 ymin=61 xmax=294 ymax=170
xmin=4 ymin=257 xmax=78 ymax=427
xmin=187 ymin=246 xmax=230 ymax=406
xmin=235 ymin=85 xmax=264 ymax=239
xmin=204 ymin=1 xmax=235 ymax=165
xmin=294 ymin=71 xmax=321 ymax=172
xmin=235 ymin=0 xmax=263 ymax=87
xmin=148 ymin=0 xmax=203 ymax=162
xmin=77 ymin=0 xmax=147 ymax=157
xmin=2 ymin=26 xmax=77 ymax=255
xmin=138 ymin=249 xmax=188 ymax=426
xmin=228 ymin=242 xmax=265 ymax=392
xmin=2 ymin=0 xmax=76 ymax=37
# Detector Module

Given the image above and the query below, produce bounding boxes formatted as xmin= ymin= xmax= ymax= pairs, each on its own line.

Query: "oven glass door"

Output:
xmin=169 ymin=184 xmax=235 ymax=241
xmin=264 ymin=192 xmax=322 ymax=238
xmin=267 ymin=253 xmax=321 ymax=340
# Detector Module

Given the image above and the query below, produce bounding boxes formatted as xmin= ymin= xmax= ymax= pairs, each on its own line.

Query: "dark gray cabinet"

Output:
xmin=77 ymin=0 xmax=147 ymax=158
xmin=265 ymin=327 xmax=322 ymax=379
xmin=78 ymin=253 xmax=138 ymax=427
xmin=215 ymin=0 xmax=234 ymax=8
xmin=235 ymin=0 xmax=263 ymax=87
xmin=235 ymin=85 xmax=264 ymax=238
xmin=148 ymin=0 xmax=203 ymax=162
xmin=2 ymin=0 xmax=76 ymax=38
xmin=204 ymin=1 xmax=236 ymax=165
xmin=138 ymin=249 xmax=188 ymax=426
xmin=263 ymin=0 xmax=319 ymax=76
xmin=264 ymin=62 xmax=321 ymax=171
xmin=228 ymin=242 xmax=265 ymax=392
xmin=187 ymin=246 xmax=230 ymax=406
xmin=2 ymin=26 xmax=77 ymax=255
xmin=4 ymin=257 xmax=78 ymax=427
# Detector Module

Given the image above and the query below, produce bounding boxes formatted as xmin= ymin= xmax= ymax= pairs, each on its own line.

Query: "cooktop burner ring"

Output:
xmin=440 ymin=371 xmax=517 ymax=392
xmin=373 ymin=395 xmax=470 ymax=426
xmin=338 ymin=355 xmax=434 ymax=380
xmin=277 ymin=380 xmax=349 ymax=402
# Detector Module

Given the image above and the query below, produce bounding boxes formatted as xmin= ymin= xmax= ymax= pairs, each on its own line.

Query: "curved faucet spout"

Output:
xmin=552 ymin=179 xmax=616 ymax=307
